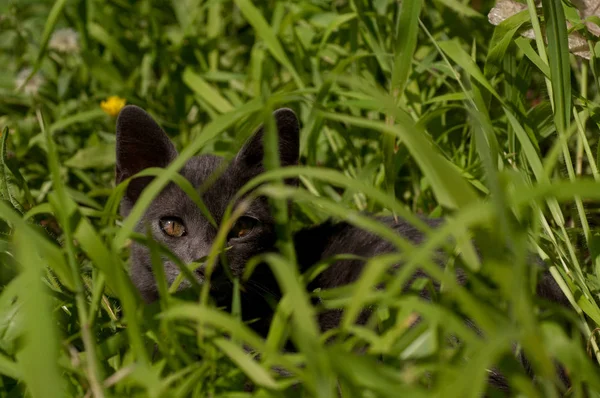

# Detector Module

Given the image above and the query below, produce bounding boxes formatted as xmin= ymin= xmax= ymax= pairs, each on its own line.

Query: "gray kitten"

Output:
xmin=115 ymin=105 xmax=571 ymax=393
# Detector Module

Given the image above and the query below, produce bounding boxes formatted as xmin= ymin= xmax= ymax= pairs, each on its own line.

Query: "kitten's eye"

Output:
xmin=229 ymin=216 xmax=259 ymax=240
xmin=159 ymin=217 xmax=186 ymax=237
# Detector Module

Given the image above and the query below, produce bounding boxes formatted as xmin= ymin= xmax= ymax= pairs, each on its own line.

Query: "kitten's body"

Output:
xmin=115 ymin=105 xmax=571 ymax=393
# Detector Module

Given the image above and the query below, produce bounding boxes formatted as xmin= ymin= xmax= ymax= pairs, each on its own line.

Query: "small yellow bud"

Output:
xmin=100 ymin=96 xmax=126 ymax=117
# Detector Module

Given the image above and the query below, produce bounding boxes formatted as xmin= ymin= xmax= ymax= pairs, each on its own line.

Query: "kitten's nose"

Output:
xmin=184 ymin=240 xmax=211 ymax=276
xmin=191 ymin=256 xmax=207 ymax=276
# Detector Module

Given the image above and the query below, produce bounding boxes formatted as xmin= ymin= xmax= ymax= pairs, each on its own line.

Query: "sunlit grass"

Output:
xmin=1 ymin=0 xmax=600 ymax=396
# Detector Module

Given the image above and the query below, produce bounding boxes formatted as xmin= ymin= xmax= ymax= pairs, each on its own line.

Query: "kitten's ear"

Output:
xmin=235 ymin=108 xmax=300 ymax=170
xmin=115 ymin=105 xmax=178 ymax=200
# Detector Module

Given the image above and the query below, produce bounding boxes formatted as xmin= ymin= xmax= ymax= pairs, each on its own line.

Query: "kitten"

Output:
xmin=115 ymin=105 xmax=571 ymax=392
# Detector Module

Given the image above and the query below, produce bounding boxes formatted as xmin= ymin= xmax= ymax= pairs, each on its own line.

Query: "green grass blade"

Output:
xmin=48 ymin=109 xmax=106 ymax=135
xmin=542 ymin=0 xmax=572 ymax=134
xmin=234 ymin=0 xmax=304 ymax=88
xmin=0 ymin=127 xmax=24 ymax=215
xmin=515 ymin=37 xmax=551 ymax=78
xmin=318 ymin=108 xmax=479 ymax=210
xmin=0 ymin=351 xmax=20 ymax=380
xmin=392 ymin=0 xmax=423 ymax=92
xmin=16 ymin=0 xmax=68 ymax=91
xmin=88 ymin=22 xmax=131 ymax=66
xmin=438 ymin=40 xmax=501 ymax=102
xmin=183 ymin=68 xmax=234 ymax=114
xmin=213 ymin=338 xmax=278 ymax=390
xmin=434 ymin=0 xmax=482 ymax=18
xmin=484 ymin=10 xmax=530 ymax=78
xmin=14 ymin=228 xmax=65 ymax=398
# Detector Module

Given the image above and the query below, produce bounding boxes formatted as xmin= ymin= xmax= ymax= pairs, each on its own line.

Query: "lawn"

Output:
xmin=1 ymin=0 xmax=600 ymax=396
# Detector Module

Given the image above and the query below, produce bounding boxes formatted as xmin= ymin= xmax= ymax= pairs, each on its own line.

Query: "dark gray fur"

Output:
xmin=115 ymin=105 xmax=571 ymax=394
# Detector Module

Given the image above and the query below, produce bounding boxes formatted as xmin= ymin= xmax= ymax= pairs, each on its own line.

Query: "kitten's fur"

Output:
xmin=116 ymin=105 xmax=571 ymax=392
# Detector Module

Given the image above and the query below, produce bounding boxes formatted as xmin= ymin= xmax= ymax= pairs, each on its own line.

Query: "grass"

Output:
xmin=1 ymin=0 xmax=600 ymax=396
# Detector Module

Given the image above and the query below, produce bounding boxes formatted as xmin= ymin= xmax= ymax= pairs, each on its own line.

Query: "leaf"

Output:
xmin=48 ymin=109 xmax=106 ymax=134
xmin=64 ymin=142 xmax=116 ymax=169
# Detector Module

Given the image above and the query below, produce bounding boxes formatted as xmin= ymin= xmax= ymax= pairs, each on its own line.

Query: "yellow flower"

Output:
xmin=100 ymin=96 xmax=126 ymax=117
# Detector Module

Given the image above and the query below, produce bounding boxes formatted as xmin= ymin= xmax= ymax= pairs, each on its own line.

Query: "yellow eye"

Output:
xmin=159 ymin=217 xmax=186 ymax=237
xmin=229 ymin=217 xmax=258 ymax=240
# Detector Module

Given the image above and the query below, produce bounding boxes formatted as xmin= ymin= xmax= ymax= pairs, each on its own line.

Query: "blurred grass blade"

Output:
xmin=163 ymin=305 xmax=268 ymax=352
xmin=236 ymin=165 xmax=433 ymax=233
xmin=439 ymin=332 xmax=514 ymax=397
xmin=40 ymin=109 xmax=106 ymax=396
xmin=434 ymin=0 xmax=482 ymax=18
xmin=317 ymin=13 xmax=357 ymax=52
xmin=135 ymin=167 xmax=217 ymax=227
xmin=48 ymin=109 xmax=106 ymax=135
xmin=88 ymin=22 xmax=130 ymax=65
xmin=183 ymin=68 xmax=234 ymax=114
xmin=260 ymin=253 xmax=334 ymax=397
xmin=351 ymin=0 xmax=391 ymax=73
xmin=17 ymin=0 xmax=68 ymax=91
xmin=341 ymin=254 xmax=400 ymax=329
xmin=0 ymin=201 xmax=75 ymax=290
xmin=0 ymin=351 xmax=20 ymax=380
xmin=234 ymin=0 xmax=304 ymax=88
xmin=509 ymin=179 xmax=600 ymax=207
xmin=14 ymin=228 xmax=65 ymax=398
xmin=261 ymin=104 xmax=296 ymax=262
xmin=0 ymin=127 xmax=24 ymax=214
xmin=73 ymin=215 xmax=119 ymax=291
xmin=207 ymin=2 xmax=222 ymax=70
xmin=213 ymin=338 xmax=278 ymax=389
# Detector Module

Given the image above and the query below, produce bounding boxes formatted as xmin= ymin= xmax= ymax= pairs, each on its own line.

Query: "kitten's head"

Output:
xmin=115 ymin=105 xmax=300 ymax=303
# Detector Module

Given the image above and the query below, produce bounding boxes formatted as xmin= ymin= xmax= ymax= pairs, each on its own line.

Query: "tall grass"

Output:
xmin=1 ymin=0 xmax=600 ymax=396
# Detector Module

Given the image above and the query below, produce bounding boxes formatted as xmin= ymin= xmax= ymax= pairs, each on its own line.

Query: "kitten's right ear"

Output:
xmin=234 ymin=108 xmax=300 ymax=170
xmin=115 ymin=105 xmax=178 ymax=201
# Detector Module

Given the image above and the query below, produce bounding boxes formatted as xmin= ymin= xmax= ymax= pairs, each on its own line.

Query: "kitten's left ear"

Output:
xmin=115 ymin=105 xmax=178 ymax=202
xmin=235 ymin=108 xmax=300 ymax=170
